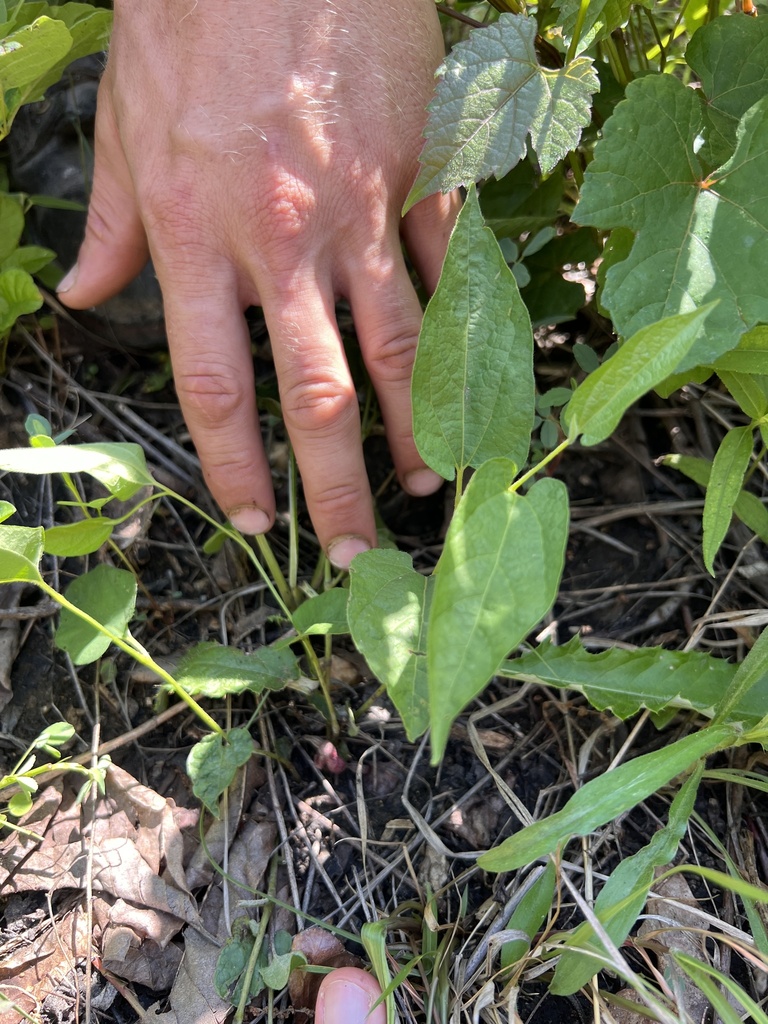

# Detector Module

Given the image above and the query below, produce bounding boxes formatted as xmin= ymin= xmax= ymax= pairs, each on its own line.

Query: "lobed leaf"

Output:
xmin=176 ymin=642 xmax=298 ymax=699
xmin=686 ymin=15 xmax=768 ymax=168
xmin=478 ymin=724 xmax=739 ymax=872
xmin=428 ymin=461 xmax=568 ymax=762
xmin=575 ymin=66 xmax=768 ymax=367
xmin=348 ymin=548 xmax=433 ymax=741
xmin=55 ymin=564 xmax=137 ymax=664
xmin=702 ymin=425 xmax=754 ymax=575
xmin=551 ymin=765 xmax=702 ymax=994
xmin=564 ymin=306 xmax=715 ymax=446
xmin=405 ymin=14 xmax=598 ymax=209
xmin=413 ymin=185 xmax=534 ymax=479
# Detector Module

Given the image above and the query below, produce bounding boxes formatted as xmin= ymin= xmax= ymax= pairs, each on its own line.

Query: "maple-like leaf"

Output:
xmin=574 ymin=70 xmax=768 ymax=369
xmin=404 ymin=14 xmax=598 ymax=211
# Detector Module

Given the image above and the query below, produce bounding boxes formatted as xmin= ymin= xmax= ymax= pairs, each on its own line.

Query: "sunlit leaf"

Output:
xmin=405 ymin=14 xmax=598 ymax=209
xmin=702 ymin=424 xmax=753 ymax=574
xmin=413 ymin=185 xmax=534 ymax=479
xmin=187 ymin=727 xmax=254 ymax=817
xmin=348 ymin=548 xmax=433 ymax=741
xmin=428 ymin=461 xmax=568 ymax=762
xmin=176 ymin=642 xmax=298 ymax=699
xmin=479 ymin=724 xmax=738 ymax=872
xmin=564 ymin=306 xmax=716 ymax=445
xmin=55 ymin=564 xmax=137 ymax=664
xmin=551 ymin=765 xmax=702 ymax=994
xmin=575 ymin=68 xmax=768 ymax=366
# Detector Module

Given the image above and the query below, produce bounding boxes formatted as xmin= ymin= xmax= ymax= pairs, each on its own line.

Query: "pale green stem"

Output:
xmin=234 ymin=855 xmax=278 ymax=1024
xmin=36 ymin=579 xmax=225 ymax=736
xmin=509 ymin=437 xmax=572 ymax=493
xmin=565 ymin=0 xmax=590 ymax=63
xmin=287 ymin=448 xmax=299 ymax=594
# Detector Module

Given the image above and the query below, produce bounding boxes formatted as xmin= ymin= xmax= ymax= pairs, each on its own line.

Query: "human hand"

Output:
xmin=57 ymin=0 xmax=458 ymax=567
xmin=315 ymin=967 xmax=385 ymax=1024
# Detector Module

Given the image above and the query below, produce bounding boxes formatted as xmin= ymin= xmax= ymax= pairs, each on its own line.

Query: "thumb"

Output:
xmin=57 ymin=81 xmax=149 ymax=308
xmin=315 ymin=967 xmax=387 ymax=1024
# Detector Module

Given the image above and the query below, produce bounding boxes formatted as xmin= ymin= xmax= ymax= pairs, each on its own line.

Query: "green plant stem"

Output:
xmin=509 ymin=437 xmax=572 ymax=493
xmin=565 ymin=0 xmax=589 ymax=62
xmin=234 ymin=855 xmax=278 ymax=1024
xmin=287 ymin=448 xmax=299 ymax=595
xmin=160 ymin=486 xmax=292 ymax=615
xmin=36 ymin=579 xmax=225 ymax=736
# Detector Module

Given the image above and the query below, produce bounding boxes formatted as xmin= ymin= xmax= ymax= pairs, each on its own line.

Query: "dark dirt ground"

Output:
xmin=0 ymin=272 xmax=767 ymax=1023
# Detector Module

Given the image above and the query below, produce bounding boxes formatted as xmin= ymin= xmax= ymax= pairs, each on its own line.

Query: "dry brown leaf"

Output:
xmin=0 ymin=903 xmax=90 ymax=1024
xmin=288 ymin=926 xmax=362 ymax=1023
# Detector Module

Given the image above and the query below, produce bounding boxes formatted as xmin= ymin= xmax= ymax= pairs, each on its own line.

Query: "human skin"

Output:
xmin=58 ymin=0 xmax=459 ymax=568
xmin=315 ymin=967 xmax=386 ymax=1024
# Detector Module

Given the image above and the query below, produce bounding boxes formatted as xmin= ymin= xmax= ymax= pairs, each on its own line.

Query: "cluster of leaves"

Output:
xmin=2 ymin=0 xmax=768 ymax=1013
xmin=0 ymin=1 xmax=110 ymax=347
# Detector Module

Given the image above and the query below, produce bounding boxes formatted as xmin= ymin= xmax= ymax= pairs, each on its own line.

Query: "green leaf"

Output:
xmin=673 ymin=954 xmax=768 ymax=1024
xmin=0 ymin=501 xmax=15 ymax=524
xmin=501 ymin=861 xmax=557 ymax=968
xmin=405 ymin=14 xmax=598 ymax=209
xmin=714 ymin=625 xmax=768 ymax=728
xmin=506 ymin=636 xmax=768 ymax=727
xmin=348 ymin=548 xmax=433 ymax=741
xmin=686 ymin=14 xmax=768 ymax=168
xmin=0 ymin=442 xmax=154 ymax=500
xmin=717 ymin=368 xmax=768 ymax=419
xmin=703 ymin=425 xmax=753 ymax=575
xmin=55 ymin=564 xmax=137 ymax=665
xmin=0 ymin=267 xmax=42 ymax=333
xmin=662 ymin=453 xmax=768 ymax=546
xmin=428 ymin=462 xmax=569 ymax=762
xmin=291 ymin=588 xmax=349 ymax=637
xmin=551 ymin=764 xmax=702 ymax=995
xmin=574 ymin=72 xmax=768 ymax=366
xmin=0 ymin=194 xmax=23 ymax=263
xmin=478 ymin=723 xmax=739 ymax=872
xmin=480 ymin=161 xmax=566 ymax=239
xmin=31 ymin=5 xmax=111 ymax=96
xmin=563 ymin=306 xmax=715 ymax=445
xmin=711 ymin=326 xmax=768 ymax=376
xmin=44 ymin=517 xmax=115 ymax=557
xmin=187 ymin=727 xmax=254 ymax=816
xmin=0 ymin=16 xmax=71 ymax=90
xmin=1 ymin=244 xmax=55 ymax=274
xmin=0 ymin=523 xmax=44 ymax=583
xmin=260 ymin=951 xmax=307 ymax=991
xmin=554 ymin=0 xmax=649 ymax=53
xmin=413 ymin=185 xmax=534 ymax=479
xmin=176 ymin=642 xmax=299 ymax=699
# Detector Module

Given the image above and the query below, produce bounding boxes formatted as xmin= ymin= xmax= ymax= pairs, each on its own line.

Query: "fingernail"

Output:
xmin=57 ymin=264 xmax=78 ymax=294
xmin=229 ymin=506 xmax=271 ymax=535
xmin=317 ymin=976 xmax=377 ymax=1023
xmin=327 ymin=536 xmax=370 ymax=570
xmin=404 ymin=467 xmax=444 ymax=497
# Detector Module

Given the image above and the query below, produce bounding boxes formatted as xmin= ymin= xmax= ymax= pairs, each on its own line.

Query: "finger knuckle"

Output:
xmin=306 ymin=478 xmax=365 ymax=520
xmin=281 ymin=374 xmax=357 ymax=435
xmin=367 ymin=322 xmax=419 ymax=381
xmin=176 ymin=363 xmax=248 ymax=427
